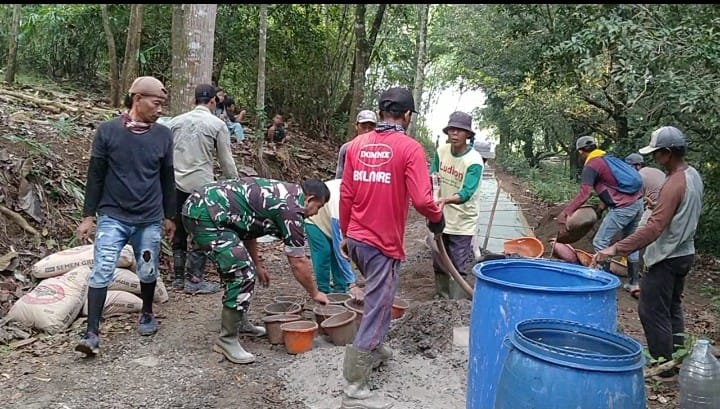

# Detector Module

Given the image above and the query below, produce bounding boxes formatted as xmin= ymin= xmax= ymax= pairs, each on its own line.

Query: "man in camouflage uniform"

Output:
xmin=182 ymin=177 xmax=331 ymax=364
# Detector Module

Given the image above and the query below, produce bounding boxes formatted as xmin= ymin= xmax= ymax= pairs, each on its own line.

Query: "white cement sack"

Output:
xmin=6 ymin=266 xmax=91 ymax=334
xmin=108 ymin=268 xmax=169 ymax=304
xmin=81 ymin=290 xmax=143 ymax=316
xmin=32 ymin=244 xmax=136 ymax=279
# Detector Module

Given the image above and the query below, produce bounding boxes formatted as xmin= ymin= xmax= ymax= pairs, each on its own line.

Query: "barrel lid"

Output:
xmin=508 ymin=319 xmax=645 ymax=372
xmin=473 ymin=258 xmax=620 ymax=293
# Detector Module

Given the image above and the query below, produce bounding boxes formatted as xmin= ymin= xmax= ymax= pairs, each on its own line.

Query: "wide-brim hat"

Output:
xmin=442 ymin=111 xmax=476 ymax=138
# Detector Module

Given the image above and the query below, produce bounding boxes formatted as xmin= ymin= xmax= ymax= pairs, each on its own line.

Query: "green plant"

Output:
xmin=1 ymin=134 xmax=54 ymax=157
xmin=50 ymin=115 xmax=78 ymax=140
xmin=700 ymin=284 xmax=720 ymax=314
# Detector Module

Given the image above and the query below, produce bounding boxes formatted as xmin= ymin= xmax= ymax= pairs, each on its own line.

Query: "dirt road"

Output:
xmin=1 ymin=171 xmax=717 ymax=409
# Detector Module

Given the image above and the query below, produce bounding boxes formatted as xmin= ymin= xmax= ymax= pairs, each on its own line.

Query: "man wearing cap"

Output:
xmin=559 ymin=135 xmax=644 ymax=289
xmin=167 ymin=84 xmax=239 ymax=294
xmin=75 ymin=76 xmax=176 ymax=356
xmin=624 ymin=153 xmax=666 ymax=229
xmin=338 ymin=87 xmax=444 ymax=409
xmin=429 ymin=111 xmax=484 ymax=299
xmin=595 ymin=126 xmax=703 ymax=379
xmin=335 ymin=109 xmax=377 ymax=179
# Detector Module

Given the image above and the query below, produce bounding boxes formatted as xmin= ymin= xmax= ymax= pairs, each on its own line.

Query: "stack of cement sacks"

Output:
xmin=6 ymin=244 xmax=168 ymax=334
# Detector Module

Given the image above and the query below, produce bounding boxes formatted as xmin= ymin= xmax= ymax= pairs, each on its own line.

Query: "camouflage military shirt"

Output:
xmin=183 ymin=177 xmax=307 ymax=257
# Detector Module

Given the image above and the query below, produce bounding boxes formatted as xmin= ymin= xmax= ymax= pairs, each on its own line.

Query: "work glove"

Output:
xmin=427 ymin=215 xmax=445 ymax=236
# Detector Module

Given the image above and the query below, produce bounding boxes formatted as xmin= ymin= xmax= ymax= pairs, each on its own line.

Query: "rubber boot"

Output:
xmin=434 ymin=272 xmax=450 ymax=299
xmin=448 ymin=277 xmax=470 ymax=300
xmin=172 ymin=249 xmax=186 ymax=290
xmin=341 ymin=346 xmax=394 ymax=409
xmin=371 ymin=343 xmax=393 ymax=369
xmin=238 ymin=311 xmax=266 ymax=337
xmin=212 ymin=308 xmax=256 ymax=364
xmin=184 ymin=250 xmax=221 ymax=294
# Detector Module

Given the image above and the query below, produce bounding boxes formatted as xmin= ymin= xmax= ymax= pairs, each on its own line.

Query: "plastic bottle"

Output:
xmin=431 ymin=173 xmax=441 ymax=202
xmin=679 ymin=339 xmax=720 ymax=409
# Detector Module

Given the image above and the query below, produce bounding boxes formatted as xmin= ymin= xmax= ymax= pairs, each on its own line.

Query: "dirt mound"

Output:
xmin=387 ymin=299 xmax=471 ymax=358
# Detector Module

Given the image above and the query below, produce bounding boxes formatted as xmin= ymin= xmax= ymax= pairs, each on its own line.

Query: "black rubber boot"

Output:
xmin=172 ymin=249 xmax=186 ymax=290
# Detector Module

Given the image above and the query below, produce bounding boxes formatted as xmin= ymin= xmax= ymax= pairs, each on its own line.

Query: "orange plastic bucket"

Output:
xmin=575 ymin=249 xmax=594 ymax=267
xmin=391 ymin=297 xmax=409 ymax=320
xmin=280 ymin=320 xmax=317 ymax=354
xmin=503 ymin=237 xmax=544 ymax=258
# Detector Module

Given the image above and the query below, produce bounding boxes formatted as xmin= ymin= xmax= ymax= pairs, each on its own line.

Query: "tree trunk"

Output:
xmin=3 ymin=4 xmax=22 ymax=84
xmin=176 ymin=4 xmax=217 ymax=112
xmin=169 ymin=4 xmax=186 ymax=116
xmin=100 ymin=4 xmax=120 ymax=107
xmin=346 ymin=5 xmax=368 ymax=139
xmin=343 ymin=4 xmax=387 ymax=137
xmin=255 ymin=4 xmax=271 ymax=178
xmin=120 ymin=4 xmax=144 ymax=96
xmin=407 ymin=4 xmax=429 ymax=137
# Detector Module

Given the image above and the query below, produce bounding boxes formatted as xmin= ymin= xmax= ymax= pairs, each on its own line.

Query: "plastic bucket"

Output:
xmin=313 ymin=304 xmax=347 ymax=335
xmin=326 ymin=293 xmax=352 ymax=305
xmin=467 ymin=258 xmax=620 ymax=409
xmin=391 ymin=297 xmax=409 ymax=320
xmin=262 ymin=314 xmax=302 ymax=345
xmin=280 ymin=320 xmax=318 ymax=354
xmin=503 ymin=237 xmax=544 ymax=258
xmin=344 ymin=298 xmax=364 ymax=327
xmin=320 ymin=310 xmax=357 ymax=346
xmin=263 ymin=302 xmax=302 ymax=316
xmin=495 ymin=318 xmax=646 ymax=409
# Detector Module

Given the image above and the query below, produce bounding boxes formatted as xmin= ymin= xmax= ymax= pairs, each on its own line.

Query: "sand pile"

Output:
xmin=386 ymin=299 xmax=471 ymax=358
xmin=277 ymin=299 xmax=471 ymax=409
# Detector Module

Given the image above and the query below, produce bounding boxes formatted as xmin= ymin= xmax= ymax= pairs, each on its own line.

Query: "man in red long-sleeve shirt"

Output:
xmin=338 ymin=87 xmax=444 ymax=409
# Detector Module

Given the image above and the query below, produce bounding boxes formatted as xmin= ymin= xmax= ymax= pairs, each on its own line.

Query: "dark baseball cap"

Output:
xmin=195 ymin=84 xmax=217 ymax=101
xmin=378 ymin=87 xmax=417 ymax=113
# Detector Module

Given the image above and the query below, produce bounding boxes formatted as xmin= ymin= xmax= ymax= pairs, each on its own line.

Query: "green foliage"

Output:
xmin=497 ymin=151 xmax=577 ymax=205
xmin=49 ymin=115 xmax=78 ymax=140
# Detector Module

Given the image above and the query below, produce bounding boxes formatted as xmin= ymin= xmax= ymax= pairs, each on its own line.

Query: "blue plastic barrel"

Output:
xmin=494 ymin=318 xmax=646 ymax=409
xmin=466 ymin=259 xmax=620 ymax=409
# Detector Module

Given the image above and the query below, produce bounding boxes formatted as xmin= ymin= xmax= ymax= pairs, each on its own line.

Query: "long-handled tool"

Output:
xmin=434 ymin=234 xmax=475 ymax=298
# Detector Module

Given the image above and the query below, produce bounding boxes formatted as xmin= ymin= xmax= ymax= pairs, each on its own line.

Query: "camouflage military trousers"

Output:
xmin=181 ymin=216 xmax=256 ymax=311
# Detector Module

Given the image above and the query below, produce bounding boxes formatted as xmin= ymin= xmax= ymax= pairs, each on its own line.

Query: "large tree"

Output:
xmin=407 ymin=4 xmax=429 ymax=136
xmin=120 ymin=4 xmax=144 ymax=95
xmin=100 ymin=4 xmax=120 ymax=107
xmin=254 ymin=4 xmax=271 ymax=178
xmin=345 ymin=4 xmax=387 ymax=139
xmin=3 ymin=4 xmax=22 ymax=84
xmin=169 ymin=4 xmax=217 ymax=113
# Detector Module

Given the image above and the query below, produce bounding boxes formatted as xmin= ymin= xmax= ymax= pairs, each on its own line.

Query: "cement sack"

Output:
xmin=6 ymin=266 xmax=91 ymax=334
xmin=108 ymin=268 xmax=169 ymax=304
xmin=81 ymin=290 xmax=143 ymax=317
xmin=32 ymin=244 xmax=136 ymax=279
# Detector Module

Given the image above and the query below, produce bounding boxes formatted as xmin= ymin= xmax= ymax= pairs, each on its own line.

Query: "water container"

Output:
xmin=679 ymin=339 xmax=720 ymax=409
xmin=467 ymin=258 xmax=620 ymax=409
xmin=494 ymin=318 xmax=646 ymax=409
xmin=431 ymin=172 xmax=441 ymax=202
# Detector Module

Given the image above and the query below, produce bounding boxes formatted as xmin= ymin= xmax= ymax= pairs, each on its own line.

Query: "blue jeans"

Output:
xmin=89 ymin=214 xmax=163 ymax=288
xmin=227 ymin=122 xmax=245 ymax=142
xmin=593 ymin=199 xmax=643 ymax=263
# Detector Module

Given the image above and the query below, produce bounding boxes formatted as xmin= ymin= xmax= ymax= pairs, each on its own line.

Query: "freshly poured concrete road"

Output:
xmin=473 ymin=170 xmax=535 ymax=258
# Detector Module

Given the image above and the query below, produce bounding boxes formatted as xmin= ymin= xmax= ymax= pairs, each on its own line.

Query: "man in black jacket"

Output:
xmin=74 ymin=76 xmax=176 ymax=357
